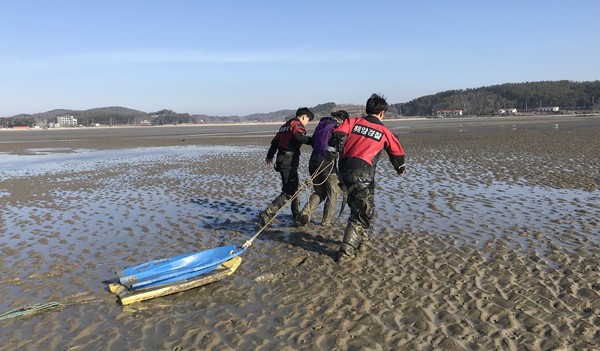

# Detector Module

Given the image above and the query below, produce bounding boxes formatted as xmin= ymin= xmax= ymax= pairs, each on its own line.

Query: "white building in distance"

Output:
xmin=435 ymin=109 xmax=463 ymax=118
xmin=57 ymin=115 xmax=78 ymax=127
xmin=537 ymin=106 xmax=560 ymax=113
xmin=498 ymin=108 xmax=518 ymax=114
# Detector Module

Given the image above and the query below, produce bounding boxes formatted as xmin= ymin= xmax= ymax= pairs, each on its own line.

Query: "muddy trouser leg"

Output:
xmin=298 ymin=162 xmax=327 ymax=224
xmin=287 ymin=170 xmax=300 ymax=220
xmin=299 ymin=191 xmax=323 ymax=225
xmin=259 ymin=192 xmax=290 ymax=225
xmin=356 ymin=186 xmax=375 ymax=251
xmin=271 ymin=192 xmax=291 ymax=211
xmin=339 ymin=221 xmax=364 ymax=257
xmin=321 ymin=172 xmax=341 ymax=226
xmin=279 ymin=158 xmax=300 ymax=219
xmin=260 ymin=156 xmax=295 ymax=224
xmin=288 ymin=164 xmax=301 ymax=220
xmin=339 ymin=184 xmax=374 ymax=257
xmin=291 ymin=195 xmax=301 ymax=220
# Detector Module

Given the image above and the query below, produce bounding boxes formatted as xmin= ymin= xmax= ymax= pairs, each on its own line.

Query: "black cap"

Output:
xmin=331 ymin=110 xmax=349 ymax=122
xmin=296 ymin=107 xmax=314 ymax=121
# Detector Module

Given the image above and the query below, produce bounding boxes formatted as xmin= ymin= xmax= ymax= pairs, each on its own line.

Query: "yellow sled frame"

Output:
xmin=109 ymin=256 xmax=242 ymax=305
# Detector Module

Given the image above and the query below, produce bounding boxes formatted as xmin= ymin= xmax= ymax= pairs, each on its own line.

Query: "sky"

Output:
xmin=1 ymin=0 xmax=599 ymax=116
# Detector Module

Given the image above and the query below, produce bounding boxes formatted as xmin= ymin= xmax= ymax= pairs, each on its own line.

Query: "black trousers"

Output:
xmin=275 ymin=152 xmax=300 ymax=196
xmin=345 ymin=181 xmax=375 ymax=229
xmin=265 ymin=152 xmax=301 ymax=217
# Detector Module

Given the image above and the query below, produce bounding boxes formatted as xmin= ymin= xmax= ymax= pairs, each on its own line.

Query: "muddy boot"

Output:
xmin=336 ymin=222 xmax=362 ymax=263
xmin=336 ymin=250 xmax=354 ymax=264
xmin=259 ymin=193 xmax=288 ymax=226
xmin=291 ymin=196 xmax=302 ymax=226
xmin=357 ymin=228 xmax=370 ymax=252
xmin=258 ymin=206 xmax=275 ymax=227
xmin=321 ymin=197 xmax=336 ymax=227
xmin=322 ymin=181 xmax=339 ymax=227
xmin=296 ymin=210 xmax=309 ymax=227
xmin=298 ymin=193 xmax=320 ymax=226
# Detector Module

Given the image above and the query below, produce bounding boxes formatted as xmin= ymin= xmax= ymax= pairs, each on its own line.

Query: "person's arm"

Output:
xmin=291 ymin=121 xmax=312 ymax=145
xmin=293 ymin=132 xmax=312 ymax=145
xmin=266 ymin=136 xmax=278 ymax=164
xmin=328 ymin=131 xmax=347 ymax=153
xmin=385 ymin=132 xmax=405 ymax=175
xmin=389 ymin=154 xmax=406 ymax=175
xmin=328 ymin=118 xmax=352 ymax=153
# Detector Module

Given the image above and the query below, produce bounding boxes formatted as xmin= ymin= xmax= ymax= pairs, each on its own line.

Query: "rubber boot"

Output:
xmin=321 ymin=195 xmax=338 ymax=227
xmin=258 ymin=205 xmax=276 ymax=227
xmin=322 ymin=177 xmax=340 ymax=227
xmin=291 ymin=196 xmax=301 ymax=224
xmin=336 ymin=222 xmax=363 ymax=263
xmin=259 ymin=193 xmax=289 ymax=226
xmin=298 ymin=193 xmax=320 ymax=226
xmin=357 ymin=229 xmax=370 ymax=252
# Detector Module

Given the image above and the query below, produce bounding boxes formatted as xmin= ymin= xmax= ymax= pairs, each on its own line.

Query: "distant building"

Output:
xmin=498 ymin=108 xmax=518 ymax=114
xmin=435 ymin=109 xmax=463 ymax=117
xmin=57 ymin=115 xmax=78 ymax=127
xmin=537 ymin=106 xmax=560 ymax=113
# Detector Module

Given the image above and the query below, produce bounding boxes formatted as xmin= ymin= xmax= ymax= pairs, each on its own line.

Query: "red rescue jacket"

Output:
xmin=267 ymin=118 xmax=311 ymax=160
xmin=332 ymin=115 xmax=405 ymax=173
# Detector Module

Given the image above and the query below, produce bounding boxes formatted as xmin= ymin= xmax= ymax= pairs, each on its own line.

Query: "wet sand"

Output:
xmin=0 ymin=115 xmax=599 ymax=350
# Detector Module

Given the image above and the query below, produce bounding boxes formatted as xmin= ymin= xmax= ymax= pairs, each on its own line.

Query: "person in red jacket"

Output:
xmin=259 ymin=107 xmax=314 ymax=226
xmin=329 ymin=94 xmax=405 ymax=263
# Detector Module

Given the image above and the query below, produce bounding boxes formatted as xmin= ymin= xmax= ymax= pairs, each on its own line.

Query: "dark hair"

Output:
xmin=296 ymin=107 xmax=314 ymax=121
xmin=365 ymin=93 xmax=389 ymax=115
xmin=330 ymin=110 xmax=349 ymax=121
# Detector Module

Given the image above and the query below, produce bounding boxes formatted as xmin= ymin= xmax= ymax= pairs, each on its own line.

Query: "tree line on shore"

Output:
xmin=397 ymin=80 xmax=600 ymax=116
xmin=2 ymin=80 xmax=599 ymax=128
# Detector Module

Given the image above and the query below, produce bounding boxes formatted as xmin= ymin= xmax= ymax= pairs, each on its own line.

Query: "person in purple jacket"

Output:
xmin=296 ymin=110 xmax=349 ymax=227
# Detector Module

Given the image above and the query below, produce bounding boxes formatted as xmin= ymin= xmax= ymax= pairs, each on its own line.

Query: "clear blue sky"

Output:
xmin=1 ymin=0 xmax=598 ymax=116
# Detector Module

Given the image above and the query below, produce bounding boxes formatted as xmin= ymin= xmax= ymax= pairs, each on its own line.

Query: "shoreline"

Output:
xmin=2 ymin=113 xmax=598 ymax=131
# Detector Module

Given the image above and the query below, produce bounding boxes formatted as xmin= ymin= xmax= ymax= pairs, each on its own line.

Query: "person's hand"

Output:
xmin=265 ymin=157 xmax=273 ymax=165
xmin=397 ymin=169 xmax=405 ymax=176
xmin=326 ymin=151 xmax=337 ymax=162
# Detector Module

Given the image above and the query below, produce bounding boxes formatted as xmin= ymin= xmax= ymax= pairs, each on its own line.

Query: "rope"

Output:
xmin=0 ymin=295 xmax=102 ymax=321
xmin=0 ymin=302 xmax=61 ymax=321
xmin=309 ymin=160 xmax=335 ymax=187
xmin=242 ymin=159 xmax=335 ymax=249
xmin=309 ymin=159 xmax=343 ymax=225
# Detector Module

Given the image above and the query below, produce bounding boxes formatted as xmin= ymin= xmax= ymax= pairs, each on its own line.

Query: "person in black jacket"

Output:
xmin=329 ymin=94 xmax=405 ymax=263
xmin=259 ymin=107 xmax=314 ymax=226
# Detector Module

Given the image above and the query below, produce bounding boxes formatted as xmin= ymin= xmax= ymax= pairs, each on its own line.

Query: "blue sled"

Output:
xmin=118 ymin=245 xmax=246 ymax=290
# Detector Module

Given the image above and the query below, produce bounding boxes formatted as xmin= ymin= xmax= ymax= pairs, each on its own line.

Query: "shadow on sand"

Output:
xmin=190 ymin=197 xmax=340 ymax=260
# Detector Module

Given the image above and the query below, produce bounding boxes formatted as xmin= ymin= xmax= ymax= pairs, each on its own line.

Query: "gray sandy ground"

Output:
xmin=0 ymin=115 xmax=598 ymax=350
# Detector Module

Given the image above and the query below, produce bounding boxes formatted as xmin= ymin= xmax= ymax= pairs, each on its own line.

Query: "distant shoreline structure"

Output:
xmin=2 ymin=113 xmax=599 ymax=132
xmin=0 ymin=117 xmax=429 ymax=131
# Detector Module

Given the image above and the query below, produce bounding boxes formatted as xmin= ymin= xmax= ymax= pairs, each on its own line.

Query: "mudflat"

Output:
xmin=0 ymin=115 xmax=598 ymax=350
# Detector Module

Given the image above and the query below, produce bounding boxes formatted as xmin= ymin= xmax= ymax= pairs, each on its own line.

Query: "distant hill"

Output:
xmin=204 ymin=109 xmax=295 ymax=123
xmin=2 ymin=80 xmax=599 ymax=127
xmin=0 ymin=104 xmax=372 ymax=127
xmin=394 ymin=80 xmax=600 ymax=116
